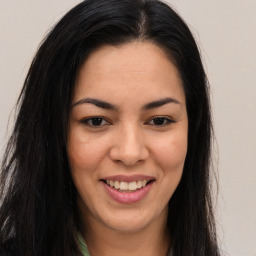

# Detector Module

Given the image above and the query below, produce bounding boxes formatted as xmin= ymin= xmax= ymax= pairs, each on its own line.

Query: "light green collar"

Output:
xmin=77 ymin=232 xmax=90 ymax=256
xmin=77 ymin=232 xmax=172 ymax=256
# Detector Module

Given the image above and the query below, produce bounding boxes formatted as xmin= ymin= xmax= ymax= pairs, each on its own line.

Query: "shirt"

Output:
xmin=77 ymin=233 xmax=173 ymax=256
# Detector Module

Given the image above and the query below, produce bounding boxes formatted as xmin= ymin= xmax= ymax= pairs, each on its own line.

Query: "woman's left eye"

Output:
xmin=147 ymin=117 xmax=175 ymax=126
xmin=81 ymin=117 xmax=110 ymax=127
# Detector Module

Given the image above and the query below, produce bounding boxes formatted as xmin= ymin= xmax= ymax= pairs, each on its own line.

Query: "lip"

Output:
xmin=101 ymin=175 xmax=155 ymax=182
xmin=101 ymin=179 xmax=154 ymax=204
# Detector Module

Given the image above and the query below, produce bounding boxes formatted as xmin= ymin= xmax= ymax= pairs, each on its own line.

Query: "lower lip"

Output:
xmin=102 ymin=181 xmax=154 ymax=204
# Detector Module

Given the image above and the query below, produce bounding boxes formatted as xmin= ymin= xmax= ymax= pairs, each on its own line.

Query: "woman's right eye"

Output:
xmin=81 ymin=117 xmax=110 ymax=127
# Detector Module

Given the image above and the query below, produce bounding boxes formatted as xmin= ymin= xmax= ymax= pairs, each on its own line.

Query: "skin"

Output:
xmin=67 ymin=41 xmax=188 ymax=256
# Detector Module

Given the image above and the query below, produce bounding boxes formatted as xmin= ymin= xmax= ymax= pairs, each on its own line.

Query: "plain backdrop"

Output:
xmin=0 ymin=1 xmax=255 ymax=255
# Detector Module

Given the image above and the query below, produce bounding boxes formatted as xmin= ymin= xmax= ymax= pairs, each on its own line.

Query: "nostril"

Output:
xmin=109 ymin=140 xmax=149 ymax=166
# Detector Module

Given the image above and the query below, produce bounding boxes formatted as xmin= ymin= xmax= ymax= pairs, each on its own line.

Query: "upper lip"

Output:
xmin=101 ymin=175 xmax=155 ymax=182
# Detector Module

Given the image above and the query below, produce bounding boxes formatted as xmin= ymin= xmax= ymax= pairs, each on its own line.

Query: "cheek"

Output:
xmin=67 ymin=126 xmax=106 ymax=173
xmin=151 ymin=133 xmax=187 ymax=202
xmin=152 ymin=133 xmax=187 ymax=171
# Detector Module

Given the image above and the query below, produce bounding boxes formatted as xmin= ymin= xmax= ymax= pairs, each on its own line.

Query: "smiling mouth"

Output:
xmin=101 ymin=179 xmax=155 ymax=193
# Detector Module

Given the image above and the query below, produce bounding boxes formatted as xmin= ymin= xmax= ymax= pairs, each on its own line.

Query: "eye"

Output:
xmin=147 ymin=117 xmax=175 ymax=126
xmin=81 ymin=117 xmax=110 ymax=127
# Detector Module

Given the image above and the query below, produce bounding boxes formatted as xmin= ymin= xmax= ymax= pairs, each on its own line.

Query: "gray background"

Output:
xmin=0 ymin=1 xmax=255 ymax=255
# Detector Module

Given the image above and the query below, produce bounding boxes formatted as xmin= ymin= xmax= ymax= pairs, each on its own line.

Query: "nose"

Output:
xmin=109 ymin=124 xmax=149 ymax=166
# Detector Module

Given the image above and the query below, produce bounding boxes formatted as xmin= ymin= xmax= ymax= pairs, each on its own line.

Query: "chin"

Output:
xmin=103 ymin=217 xmax=150 ymax=233
xmin=99 ymin=206 xmax=164 ymax=233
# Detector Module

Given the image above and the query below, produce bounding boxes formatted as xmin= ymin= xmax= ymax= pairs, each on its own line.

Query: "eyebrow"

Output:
xmin=72 ymin=97 xmax=118 ymax=110
xmin=142 ymin=97 xmax=181 ymax=110
xmin=72 ymin=97 xmax=181 ymax=110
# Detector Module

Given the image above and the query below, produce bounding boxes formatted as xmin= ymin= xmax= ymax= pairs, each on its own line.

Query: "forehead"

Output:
xmin=73 ymin=41 xmax=185 ymax=105
xmin=78 ymin=41 xmax=178 ymax=76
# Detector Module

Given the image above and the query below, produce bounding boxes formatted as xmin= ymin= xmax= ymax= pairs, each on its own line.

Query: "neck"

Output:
xmin=79 ymin=207 xmax=171 ymax=256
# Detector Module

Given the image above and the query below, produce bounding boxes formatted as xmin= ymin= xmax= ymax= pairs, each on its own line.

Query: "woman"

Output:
xmin=0 ymin=0 xmax=220 ymax=255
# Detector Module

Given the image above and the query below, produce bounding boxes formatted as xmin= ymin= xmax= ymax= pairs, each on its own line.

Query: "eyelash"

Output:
xmin=81 ymin=116 xmax=176 ymax=128
xmin=146 ymin=117 xmax=176 ymax=126
xmin=81 ymin=117 xmax=111 ymax=127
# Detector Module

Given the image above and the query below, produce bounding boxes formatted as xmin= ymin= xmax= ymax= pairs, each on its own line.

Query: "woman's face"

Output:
xmin=68 ymin=42 xmax=188 ymax=233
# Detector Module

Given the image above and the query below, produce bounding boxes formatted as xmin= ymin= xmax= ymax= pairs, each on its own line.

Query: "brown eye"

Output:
xmin=90 ymin=118 xmax=104 ymax=126
xmin=81 ymin=117 xmax=109 ymax=127
xmin=147 ymin=117 xmax=175 ymax=126
xmin=153 ymin=118 xmax=165 ymax=125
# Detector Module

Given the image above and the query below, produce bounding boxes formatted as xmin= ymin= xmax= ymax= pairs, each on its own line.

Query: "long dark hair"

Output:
xmin=0 ymin=0 xmax=220 ymax=255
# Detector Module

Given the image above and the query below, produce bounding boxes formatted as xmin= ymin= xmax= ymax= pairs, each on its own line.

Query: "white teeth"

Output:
xmin=120 ymin=181 xmax=128 ymax=190
xmin=137 ymin=180 xmax=142 ymax=189
xmin=128 ymin=181 xmax=137 ymax=190
xmin=105 ymin=179 xmax=150 ymax=191
xmin=114 ymin=181 xmax=120 ymax=189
